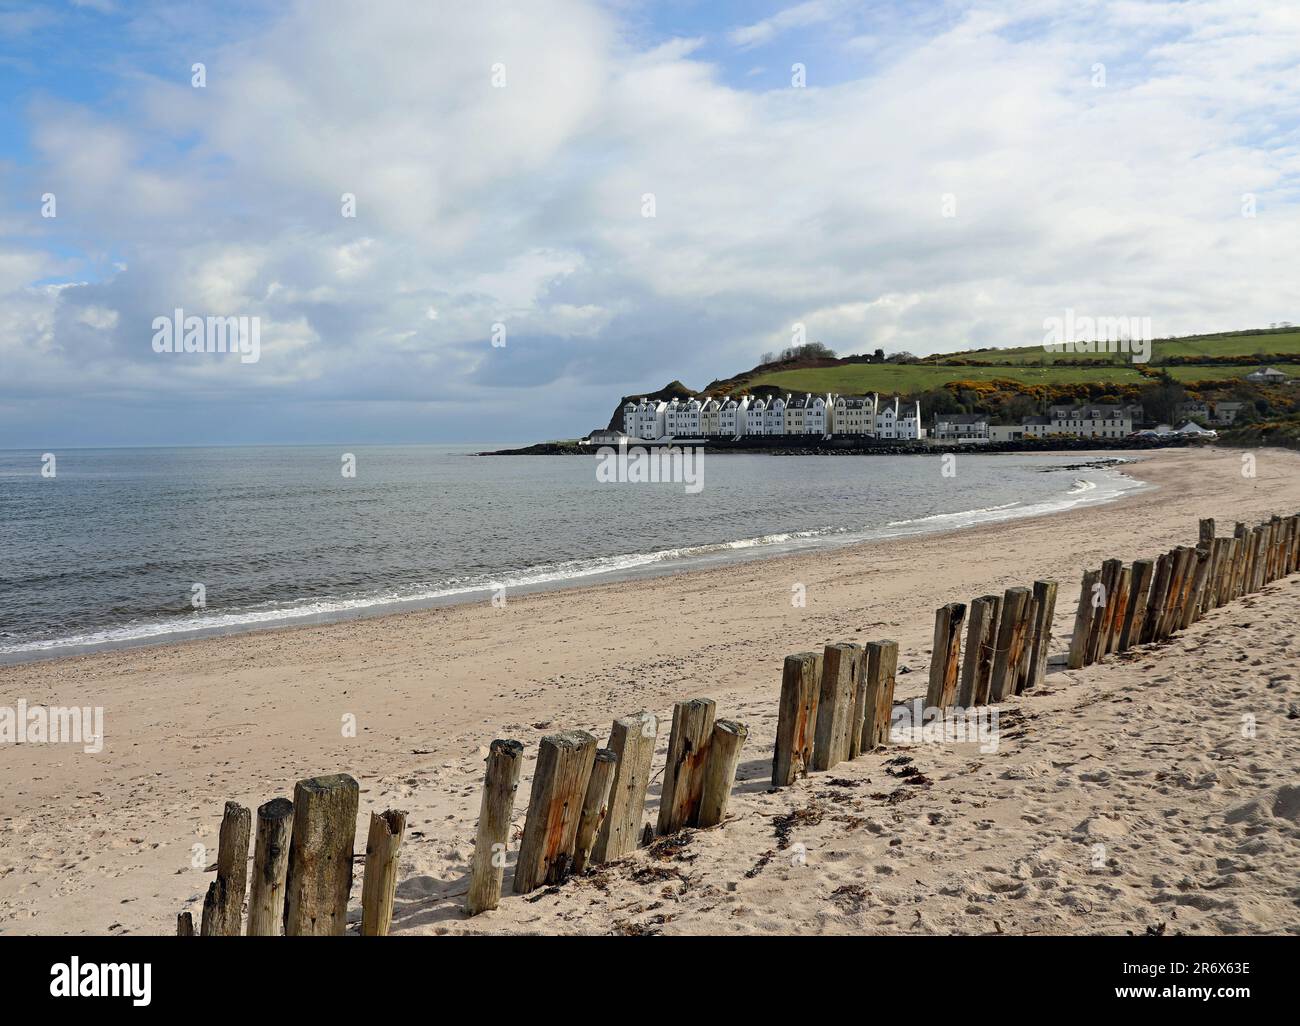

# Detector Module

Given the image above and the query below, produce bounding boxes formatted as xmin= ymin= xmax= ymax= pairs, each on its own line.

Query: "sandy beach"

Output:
xmin=2 ymin=446 xmax=1298 ymax=936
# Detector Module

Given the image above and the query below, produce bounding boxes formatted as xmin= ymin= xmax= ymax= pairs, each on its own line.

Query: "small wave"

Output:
xmin=1068 ymin=479 xmax=1097 ymax=494
xmin=885 ymin=501 xmax=1021 ymax=528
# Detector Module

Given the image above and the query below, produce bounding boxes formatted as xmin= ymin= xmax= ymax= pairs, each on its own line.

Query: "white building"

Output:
xmin=932 ymin=413 xmax=990 ymax=442
xmin=1246 ymin=366 xmax=1287 ymax=384
xmin=675 ymin=397 xmax=702 ymax=436
xmin=719 ymin=395 xmax=750 ymax=436
xmin=877 ymin=397 xmax=922 ymax=440
xmin=746 ymin=396 xmax=769 ymax=435
xmin=763 ymin=394 xmax=788 ymax=435
xmin=785 ymin=393 xmax=831 ymax=435
xmin=629 ymin=398 xmax=667 ymax=440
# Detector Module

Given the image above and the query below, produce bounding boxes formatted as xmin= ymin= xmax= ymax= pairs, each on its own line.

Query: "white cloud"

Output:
xmin=3 ymin=0 xmax=1299 ymax=441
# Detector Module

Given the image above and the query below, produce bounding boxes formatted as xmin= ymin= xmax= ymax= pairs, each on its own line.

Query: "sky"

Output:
xmin=0 ymin=0 xmax=1297 ymax=447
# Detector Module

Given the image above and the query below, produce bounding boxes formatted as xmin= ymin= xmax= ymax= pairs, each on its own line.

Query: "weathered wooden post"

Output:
xmin=848 ymin=646 xmax=871 ymax=760
xmin=1268 ymin=516 xmax=1283 ymax=581
xmin=200 ymin=800 xmax=251 ymax=937
xmin=360 ymin=810 xmax=406 ymax=936
xmin=1159 ymin=547 xmax=1193 ymax=639
xmin=1231 ymin=523 xmax=1249 ymax=600
xmin=572 ymin=749 xmax=617 ymax=874
xmin=284 ymin=774 xmax=359 ymax=936
xmin=1014 ymin=593 xmax=1038 ymax=690
xmin=1067 ymin=570 xmax=1099 ymax=669
xmin=957 ymin=595 xmax=998 ymax=706
xmin=591 ymin=712 xmax=657 ymax=864
xmin=1104 ymin=567 xmax=1131 ymax=656
xmin=514 ymin=731 xmax=596 ymax=892
xmin=177 ymin=912 xmax=195 ymax=936
xmin=925 ymin=602 xmax=967 ymax=710
xmin=860 ymin=640 xmax=899 ymax=750
xmin=1199 ymin=518 xmax=1215 ymax=548
xmin=1023 ymin=579 xmax=1059 ymax=693
xmin=813 ymin=643 xmax=861 ymax=771
xmin=1086 ymin=559 xmax=1122 ymax=663
xmin=773 ymin=652 xmax=821 ymax=786
xmin=990 ymin=587 xmax=1031 ymax=701
xmin=698 ymin=720 xmax=748 ymax=828
xmin=1118 ymin=559 xmax=1154 ymax=650
xmin=657 ymin=699 xmax=716 ymax=833
xmin=1182 ymin=548 xmax=1213 ymax=629
xmin=247 ymin=797 xmax=293 ymax=936
xmin=466 ymin=738 xmax=524 ymax=915
xmin=1141 ymin=553 xmax=1173 ymax=644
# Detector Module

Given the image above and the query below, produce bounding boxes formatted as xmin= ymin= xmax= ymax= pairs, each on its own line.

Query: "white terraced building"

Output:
xmin=624 ymin=391 xmax=926 ymax=439
xmin=876 ymin=396 xmax=923 ymax=439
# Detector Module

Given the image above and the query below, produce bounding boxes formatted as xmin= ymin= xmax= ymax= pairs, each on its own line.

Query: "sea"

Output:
xmin=0 ymin=445 xmax=1145 ymax=662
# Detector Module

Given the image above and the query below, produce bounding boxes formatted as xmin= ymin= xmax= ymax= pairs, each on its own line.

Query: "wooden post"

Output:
xmin=1245 ymin=527 xmax=1263 ymax=593
xmin=1086 ymin=559 xmax=1122 ymax=664
xmin=200 ymin=801 xmax=251 ymax=937
xmin=572 ymin=749 xmax=617 ymax=874
xmin=1182 ymin=548 xmax=1212 ymax=629
xmin=957 ymin=595 xmax=998 ymax=706
xmin=1014 ymin=593 xmax=1038 ymax=690
xmin=989 ymin=587 xmax=1031 ymax=701
xmin=1141 ymin=553 xmax=1173 ymax=644
xmin=697 ymin=720 xmax=748 ymax=828
xmin=284 ymin=774 xmax=359 ymax=936
xmin=1199 ymin=518 xmax=1215 ymax=548
xmin=1067 ymin=570 xmax=1099 ymax=669
xmin=514 ymin=731 xmax=597 ymax=892
xmin=466 ymin=738 xmax=524 ymax=915
xmin=848 ymin=645 xmax=870 ymax=760
xmin=1214 ymin=537 xmax=1235 ymax=607
xmin=1159 ymin=547 xmax=1193 ymax=639
xmin=1105 ymin=567 xmax=1131 ymax=656
xmin=1231 ymin=523 xmax=1249 ymax=600
xmin=772 ymin=652 xmax=821 ymax=786
xmin=1201 ymin=538 xmax=1226 ymax=615
xmin=925 ymin=602 xmax=967 ymax=710
xmin=860 ymin=640 xmax=899 ymax=751
xmin=1268 ymin=516 xmax=1283 ymax=581
xmin=813 ymin=642 xmax=861 ymax=771
xmin=1023 ymin=579 xmax=1058 ymax=693
xmin=247 ymin=797 xmax=293 ymax=936
xmin=177 ymin=912 xmax=195 ymax=937
xmin=360 ymin=810 xmax=406 ymax=936
xmin=657 ymin=699 xmax=716 ymax=833
xmin=1118 ymin=559 xmax=1154 ymax=650
xmin=592 ymin=712 xmax=657 ymax=864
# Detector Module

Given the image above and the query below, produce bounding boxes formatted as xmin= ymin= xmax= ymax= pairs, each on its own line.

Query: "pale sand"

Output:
xmin=1 ymin=447 xmax=1297 ymax=936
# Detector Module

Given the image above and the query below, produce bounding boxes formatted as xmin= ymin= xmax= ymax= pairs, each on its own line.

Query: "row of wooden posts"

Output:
xmin=176 ymin=511 xmax=1298 ymax=934
xmin=176 ymin=774 xmax=407 ymax=936
xmin=1066 ymin=513 xmax=1300 ymax=669
xmin=466 ymin=699 xmax=750 ymax=914
xmin=769 ymin=577 xmax=1058 ymax=786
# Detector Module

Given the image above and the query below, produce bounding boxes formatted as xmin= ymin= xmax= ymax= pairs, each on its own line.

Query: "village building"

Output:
xmin=831 ymin=394 xmax=876 ymax=435
xmin=719 ymin=395 xmax=750 ymax=436
xmin=932 ymin=412 xmax=990 ymax=442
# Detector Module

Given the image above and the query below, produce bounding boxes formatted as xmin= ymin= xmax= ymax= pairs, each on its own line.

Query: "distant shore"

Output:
xmin=478 ymin=436 xmax=1201 ymax=456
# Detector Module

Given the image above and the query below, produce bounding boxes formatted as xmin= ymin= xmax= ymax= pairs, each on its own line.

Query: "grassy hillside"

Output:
xmin=732 ymin=328 xmax=1300 ymax=396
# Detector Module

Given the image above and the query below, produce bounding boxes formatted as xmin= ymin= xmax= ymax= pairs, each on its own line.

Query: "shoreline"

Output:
xmin=2 ymin=445 xmax=1298 ymax=935
xmin=0 ymin=451 xmax=1144 ymax=668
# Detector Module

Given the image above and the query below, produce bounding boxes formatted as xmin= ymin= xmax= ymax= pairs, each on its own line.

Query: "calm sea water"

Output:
xmin=0 ymin=446 xmax=1144 ymax=661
